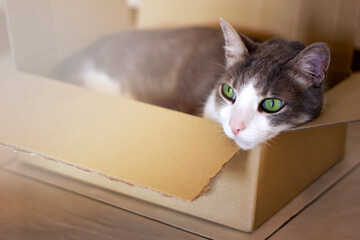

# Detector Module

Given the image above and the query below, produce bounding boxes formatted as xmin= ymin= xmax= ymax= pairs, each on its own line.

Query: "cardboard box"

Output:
xmin=3 ymin=0 xmax=133 ymax=76
xmin=138 ymin=0 xmax=360 ymax=88
xmin=2 ymin=0 xmax=360 ymax=232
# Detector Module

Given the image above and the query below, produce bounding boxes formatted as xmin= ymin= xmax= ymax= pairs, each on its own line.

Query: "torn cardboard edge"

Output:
xmin=1 ymin=71 xmax=360 ymax=202
xmin=0 ymin=141 xmax=174 ymax=199
xmin=0 ymin=140 xmax=234 ymax=201
xmin=2 ymin=0 xmax=360 ymax=233
xmin=4 ymin=140 xmax=360 ymax=240
xmin=1 ymin=71 xmax=244 ymax=201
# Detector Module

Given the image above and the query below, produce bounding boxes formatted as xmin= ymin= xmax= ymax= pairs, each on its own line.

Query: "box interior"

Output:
xmin=4 ymin=0 xmax=132 ymax=77
xmin=2 ymin=0 xmax=360 ymax=232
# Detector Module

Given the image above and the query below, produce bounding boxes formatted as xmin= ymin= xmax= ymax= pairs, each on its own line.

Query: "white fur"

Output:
xmin=82 ymin=67 xmax=121 ymax=95
xmin=204 ymin=82 xmax=289 ymax=150
xmin=223 ymin=83 xmax=267 ymax=149
xmin=203 ymin=90 xmax=221 ymax=122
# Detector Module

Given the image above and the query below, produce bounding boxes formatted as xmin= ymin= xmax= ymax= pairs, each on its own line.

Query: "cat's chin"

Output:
xmin=233 ymin=139 xmax=259 ymax=151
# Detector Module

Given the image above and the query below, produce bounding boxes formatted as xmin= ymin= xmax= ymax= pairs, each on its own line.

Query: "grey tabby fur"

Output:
xmin=54 ymin=19 xmax=330 ymax=149
xmin=54 ymin=27 xmax=225 ymax=114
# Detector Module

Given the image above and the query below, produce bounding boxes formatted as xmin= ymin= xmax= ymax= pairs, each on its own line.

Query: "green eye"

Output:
xmin=222 ymin=84 xmax=236 ymax=102
xmin=262 ymin=98 xmax=284 ymax=113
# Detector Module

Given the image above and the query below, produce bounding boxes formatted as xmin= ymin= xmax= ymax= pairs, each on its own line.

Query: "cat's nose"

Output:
xmin=229 ymin=119 xmax=246 ymax=135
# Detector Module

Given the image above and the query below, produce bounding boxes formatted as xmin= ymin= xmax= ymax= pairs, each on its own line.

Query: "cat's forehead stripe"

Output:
xmin=232 ymin=65 xmax=246 ymax=88
xmin=230 ymin=73 xmax=265 ymax=98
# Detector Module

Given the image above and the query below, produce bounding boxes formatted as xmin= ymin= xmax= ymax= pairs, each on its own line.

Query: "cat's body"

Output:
xmin=54 ymin=27 xmax=225 ymax=115
xmin=54 ymin=19 xmax=330 ymax=150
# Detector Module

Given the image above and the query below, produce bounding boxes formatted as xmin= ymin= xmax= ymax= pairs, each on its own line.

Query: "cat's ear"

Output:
xmin=290 ymin=43 xmax=330 ymax=88
xmin=219 ymin=18 xmax=249 ymax=66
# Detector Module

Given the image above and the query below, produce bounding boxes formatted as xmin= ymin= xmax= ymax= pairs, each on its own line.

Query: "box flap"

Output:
xmin=293 ymin=72 xmax=360 ymax=130
xmin=0 ymin=72 xmax=239 ymax=201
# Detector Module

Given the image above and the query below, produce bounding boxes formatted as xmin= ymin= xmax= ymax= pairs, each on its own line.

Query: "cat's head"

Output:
xmin=203 ymin=19 xmax=330 ymax=150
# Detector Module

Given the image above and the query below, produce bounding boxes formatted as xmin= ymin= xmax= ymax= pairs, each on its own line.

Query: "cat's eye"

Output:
xmin=221 ymin=83 xmax=236 ymax=102
xmin=261 ymin=98 xmax=284 ymax=113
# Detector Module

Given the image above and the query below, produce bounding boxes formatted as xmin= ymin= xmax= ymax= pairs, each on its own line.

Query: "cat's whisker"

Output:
xmin=208 ymin=61 xmax=235 ymax=79
xmin=264 ymin=139 xmax=276 ymax=150
xmin=56 ymin=21 xmax=329 ymax=154
xmin=208 ymin=71 xmax=225 ymax=77
xmin=229 ymin=64 xmax=238 ymax=81
xmin=214 ymin=126 xmax=228 ymax=138
xmin=216 ymin=129 xmax=226 ymax=134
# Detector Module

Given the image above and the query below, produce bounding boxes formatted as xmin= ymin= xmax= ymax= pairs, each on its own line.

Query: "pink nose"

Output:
xmin=230 ymin=119 xmax=246 ymax=135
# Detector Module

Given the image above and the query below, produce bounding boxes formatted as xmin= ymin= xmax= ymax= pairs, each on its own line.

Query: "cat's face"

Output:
xmin=203 ymin=19 xmax=330 ymax=150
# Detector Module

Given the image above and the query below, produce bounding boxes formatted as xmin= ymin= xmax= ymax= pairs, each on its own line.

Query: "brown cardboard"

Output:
xmin=3 ymin=0 xmax=360 ymax=232
xmin=0 ymin=71 xmax=238 ymax=201
xmin=138 ymin=0 xmax=360 ymax=87
xmin=4 ymin=0 xmax=133 ymax=76
xmin=0 ymin=71 xmax=351 ymax=231
xmin=3 ymin=130 xmax=360 ymax=240
xmin=253 ymin=124 xmax=347 ymax=228
xmin=356 ymin=3 xmax=360 ymax=50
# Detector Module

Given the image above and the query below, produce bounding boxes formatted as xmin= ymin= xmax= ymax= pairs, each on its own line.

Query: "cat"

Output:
xmin=53 ymin=19 xmax=330 ymax=150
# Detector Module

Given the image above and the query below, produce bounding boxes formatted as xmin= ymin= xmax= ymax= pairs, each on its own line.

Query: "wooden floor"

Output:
xmin=0 ymin=168 xmax=204 ymax=240
xmin=1 ymin=6 xmax=360 ymax=239
xmin=0 ymin=123 xmax=359 ymax=240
